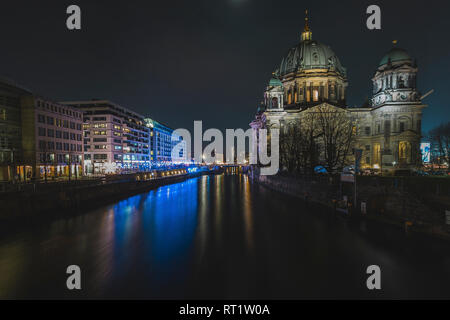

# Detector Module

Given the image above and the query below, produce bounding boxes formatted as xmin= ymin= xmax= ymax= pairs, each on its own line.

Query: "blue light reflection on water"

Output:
xmin=106 ymin=177 xmax=201 ymax=293
xmin=2 ymin=174 xmax=450 ymax=299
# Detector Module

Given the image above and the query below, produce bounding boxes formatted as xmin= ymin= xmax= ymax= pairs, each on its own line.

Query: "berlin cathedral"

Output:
xmin=250 ymin=12 xmax=426 ymax=173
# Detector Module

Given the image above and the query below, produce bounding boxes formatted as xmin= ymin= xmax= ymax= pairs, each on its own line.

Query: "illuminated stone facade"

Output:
xmin=21 ymin=95 xmax=84 ymax=180
xmin=61 ymin=100 xmax=151 ymax=174
xmin=251 ymin=14 xmax=426 ymax=173
xmin=0 ymin=78 xmax=84 ymax=181
xmin=351 ymin=45 xmax=425 ymax=171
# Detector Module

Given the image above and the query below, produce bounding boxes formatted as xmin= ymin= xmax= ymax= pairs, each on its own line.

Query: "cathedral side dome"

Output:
xmin=379 ymin=47 xmax=412 ymax=67
xmin=268 ymin=77 xmax=283 ymax=87
xmin=371 ymin=41 xmax=420 ymax=107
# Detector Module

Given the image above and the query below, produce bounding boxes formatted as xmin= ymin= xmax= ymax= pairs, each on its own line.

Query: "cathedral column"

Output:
xmin=320 ymin=83 xmax=324 ymax=101
xmin=294 ymin=84 xmax=298 ymax=103
xmin=394 ymin=141 xmax=399 ymax=164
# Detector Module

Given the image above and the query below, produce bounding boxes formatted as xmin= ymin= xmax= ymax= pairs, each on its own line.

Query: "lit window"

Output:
xmin=373 ymin=143 xmax=381 ymax=165
xmin=313 ymin=90 xmax=319 ymax=102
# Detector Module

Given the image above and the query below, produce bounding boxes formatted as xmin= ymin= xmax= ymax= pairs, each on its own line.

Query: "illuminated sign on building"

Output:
xmin=420 ymin=142 xmax=431 ymax=163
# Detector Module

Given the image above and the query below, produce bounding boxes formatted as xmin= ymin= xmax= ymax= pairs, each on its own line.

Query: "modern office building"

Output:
xmin=1 ymin=77 xmax=83 ymax=181
xmin=0 ymin=78 xmax=30 ymax=181
xmin=144 ymin=118 xmax=185 ymax=165
xmin=61 ymin=100 xmax=151 ymax=174
xmin=21 ymin=95 xmax=84 ymax=180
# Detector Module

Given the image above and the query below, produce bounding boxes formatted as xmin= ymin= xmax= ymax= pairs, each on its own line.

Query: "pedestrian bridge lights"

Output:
xmin=171 ymin=121 xmax=280 ymax=176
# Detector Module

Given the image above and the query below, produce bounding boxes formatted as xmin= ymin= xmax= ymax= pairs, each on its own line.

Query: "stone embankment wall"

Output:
xmin=0 ymin=171 xmax=211 ymax=223
xmin=252 ymin=170 xmax=450 ymax=238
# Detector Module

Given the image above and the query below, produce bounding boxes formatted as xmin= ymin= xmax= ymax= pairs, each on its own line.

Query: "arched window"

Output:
xmin=373 ymin=143 xmax=381 ymax=165
xmin=313 ymin=89 xmax=319 ymax=102
xmin=399 ymin=141 xmax=411 ymax=164
xmin=398 ymin=76 xmax=405 ymax=88
xmin=272 ymin=97 xmax=278 ymax=108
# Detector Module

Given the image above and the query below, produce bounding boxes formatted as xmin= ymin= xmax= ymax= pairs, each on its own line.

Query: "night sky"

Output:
xmin=0 ymin=0 xmax=448 ymax=133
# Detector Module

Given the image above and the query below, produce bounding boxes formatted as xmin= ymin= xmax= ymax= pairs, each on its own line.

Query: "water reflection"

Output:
xmin=0 ymin=241 xmax=27 ymax=297
xmin=103 ymin=178 xmax=200 ymax=296
xmin=195 ymin=176 xmax=210 ymax=268
xmin=242 ymin=175 xmax=254 ymax=251
xmin=0 ymin=174 xmax=450 ymax=299
xmin=214 ymin=174 xmax=224 ymax=249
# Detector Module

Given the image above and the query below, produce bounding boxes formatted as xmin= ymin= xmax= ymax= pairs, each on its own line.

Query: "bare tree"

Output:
xmin=429 ymin=122 xmax=450 ymax=171
xmin=308 ymin=105 xmax=356 ymax=173
xmin=298 ymin=112 xmax=321 ymax=174
xmin=279 ymin=115 xmax=320 ymax=175
xmin=279 ymin=125 xmax=301 ymax=173
xmin=278 ymin=105 xmax=356 ymax=175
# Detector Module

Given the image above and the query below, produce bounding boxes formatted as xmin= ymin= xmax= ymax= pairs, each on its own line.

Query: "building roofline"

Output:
xmin=144 ymin=117 xmax=175 ymax=131
xmin=60 ymin=99 xmax=146 ymax=119
xmin=0 ymin=76 xmax=33 ymax=94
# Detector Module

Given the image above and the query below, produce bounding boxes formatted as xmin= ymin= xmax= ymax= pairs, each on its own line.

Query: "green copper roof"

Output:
xmin=275 ymin=40 xmax=347 ymax=77
xmin=269 ymin=78 xmax=283 ymax=87
xmin=379 ymin=48 xmax=411 ymax=66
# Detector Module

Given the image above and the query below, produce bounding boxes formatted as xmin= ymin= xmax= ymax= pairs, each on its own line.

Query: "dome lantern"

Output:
xmin=301 ymin=10 xmax=312 ymax=41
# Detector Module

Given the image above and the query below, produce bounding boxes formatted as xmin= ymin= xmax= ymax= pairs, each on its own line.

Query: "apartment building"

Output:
xmin=144 ymin=118 xmax=185 ymax=165
xmin=21 ymin=95 xmax=84 ymax=180
xmin=0 ymin=78 xmax=83 ymax=181
xmin=0 ymin=78 xmax=30 ymax=181
xmin=62 ymin=100 xmax=150 ymax=174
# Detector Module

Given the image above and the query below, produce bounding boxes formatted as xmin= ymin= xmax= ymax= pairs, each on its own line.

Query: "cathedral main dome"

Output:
xmin=276 ymin=39 xmax=347 ymax=77
xmin=266 ymin=11 xmax=348 ymax=109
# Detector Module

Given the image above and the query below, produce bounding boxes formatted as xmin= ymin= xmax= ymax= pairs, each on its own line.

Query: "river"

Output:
xmin=1 ymin=173 xmax=450 ymax=299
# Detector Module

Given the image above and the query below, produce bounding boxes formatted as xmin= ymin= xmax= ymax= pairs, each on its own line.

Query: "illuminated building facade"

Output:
xmin=0 ymin=77 xmax=84 ymax=181
xmin=251 ymin=12 xmax=426 ymax=173
xmin=21 ymin=95 xmax=84 ymax=180
xmin=62 ymin=100 xmax=150 ymax=174
xmin=274 ymin=11 xmax=347 ymax=110
xmin=0 ymin=78 xmax=30 ymax=181
xmin=144 ymin=118 xmax=184 ymax=165
xmin=356 ymin=43 xmax=425 ymax=170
